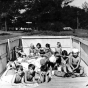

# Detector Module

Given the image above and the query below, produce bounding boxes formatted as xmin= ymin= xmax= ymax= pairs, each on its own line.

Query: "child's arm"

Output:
xmin=65 ymin=57 xmax=69 ymax=63
xmin=33 ymin=77 xmax=37 ymax=83
xmin=12 ymin=74 xmax=24 ymax=86
xmin=69 ymin=58 xmax=75 ymax=70
xmin=21 ymin=75 xmax=25 ymax=84
xmin=11 ymin=74 xmax=17 ymax=85
xmin=61 ymin=57 xmax=66 ymax=65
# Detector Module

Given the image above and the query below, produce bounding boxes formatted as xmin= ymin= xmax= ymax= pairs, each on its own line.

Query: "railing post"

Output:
xmin=79 ymin=41 xmax=81 ymax=58
xmin=70 ymin=36 xmax=73 ymax=52
xmin=7 ymin=39 xmax=11 ymax=61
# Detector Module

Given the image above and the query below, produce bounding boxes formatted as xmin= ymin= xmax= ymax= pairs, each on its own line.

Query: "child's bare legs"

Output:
xmin=62 ymin=65 xmax=67 ymax=73
xmin=74 ymin=66 xmax=84 ymax=76
xmin=45 ymin=72 xmax=49 ymax=83
xmin=66 ymin=64 xmax=73 ymax=73
xmin=79 ymin=66 xmax=84 ymax=75
xmin=49 ymin=66 xmax=52 ymax=77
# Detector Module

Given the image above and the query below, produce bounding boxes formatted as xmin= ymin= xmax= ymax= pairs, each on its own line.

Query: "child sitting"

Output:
xmin=29 ymin=43 xmax=36 ymax=57
xmin=44 ymin=43 xmax=53 ymax=59
xmin=24 ymin=64 xmax=36 ymax=84
xmin=35 ymin=43 xmax=42 ymax=56
xmin=16 ymin=51 xmax=26 ymax=63
xmin=34 ymin=49 xmax=51 ymax=83
xmin=40 ymin=58 xmax=50 ymax=83
xmin=12 ymin=65 xmax=24 ymax=84
xmin=61 ymin=50 xmax=69 ymax=73
xmin=69 ymin=48 xmax=84 ymax=76
xmin=55 ymin=42 xmax=62 ymax=56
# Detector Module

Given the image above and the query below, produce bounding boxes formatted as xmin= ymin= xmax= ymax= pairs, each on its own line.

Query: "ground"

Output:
xmin=0 ymin=76 xmax=88 ymax=88
xmin=37 ymin=76 xmax=88 ymax=88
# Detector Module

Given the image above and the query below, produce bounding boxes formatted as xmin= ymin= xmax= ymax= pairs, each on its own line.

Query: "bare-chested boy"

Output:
xmin=69 ymin=48 xmax=84 ymax=76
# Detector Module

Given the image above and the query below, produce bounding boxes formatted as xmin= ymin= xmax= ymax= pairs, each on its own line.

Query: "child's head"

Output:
xmin=40 ymin=59 xmax=46 ymax=66
xmin=39 ymin=49 xmax=45 ymax=57
xmin=45 ymin=43 xmax=50 ymax=49
xmin=62 ymin=50 xmax=68 ymax=58
xmin=30 ymin=43 xmax=35 ymax=49
xmin=57 ymin=42 xmax=61 ymax=48
xmin=16 ymin=65 xmax=23 ymax=75
xmin=21 ymin=52 xmax=26 ymax=58
xmin=28 ymin=64 xmax=35 ymax=73
xmin=36 ymin=43 xmax=41 ymax=49
xmin=18 ymin=53 xmax=22 ymax=57
xmin=54 ymin=51 xmax=59 ymax=57
xmin=72 ymin=48 xmax=79 ymax=58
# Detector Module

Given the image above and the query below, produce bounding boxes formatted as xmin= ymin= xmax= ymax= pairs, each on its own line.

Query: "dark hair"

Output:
xmin=45 ymin=43 xmax=50 ymax=49
xmin=62 ymin=50 xmax=68 ymax=56
xmin=36 ymin=43 xmax=41 ymax=48
xmin=18 ymin=52 xmax=21 ymax=57
xmin=28 ymin=64 xmax=35 ymax=70
xmin=40 ymin=49 xmax=45 ymax=54
xmin=16 ymin=65 xmax=23 ymax=71
xmin=54 ymin=51 xmax=59 ymax=55
xmin=57 ymin=42 xmax=61 ymax=47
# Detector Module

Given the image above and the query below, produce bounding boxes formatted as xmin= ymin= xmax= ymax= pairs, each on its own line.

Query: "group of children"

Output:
xmin=7 ymin=42 xmax=85 ymax=85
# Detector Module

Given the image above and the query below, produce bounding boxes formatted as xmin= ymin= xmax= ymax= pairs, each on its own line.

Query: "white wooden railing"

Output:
xmin=71 ymin=36 xmax=88 ymax=75
xmin=0 ymin=35 xmax=88 ymax=75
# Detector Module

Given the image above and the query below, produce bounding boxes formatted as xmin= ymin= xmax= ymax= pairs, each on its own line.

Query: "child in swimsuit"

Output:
xmin=35 ymin=43 xmax=42 ymax=55
xmin=55 ymin=42 xmax=62 ymax=66
xmin=29 ymin=43 xmax=36 ymax=57
xmin=24 ymin=64 xmax=36 ymax=84
xmin=61 ymin=50 xmax=69 ymax=73
xmin=12 ymin=65 xmax=24 ymax=84
xmin=44 ymin=43 xmax=53 ymax=58
xmin=69 ymin=48 xmax=84 ymax=76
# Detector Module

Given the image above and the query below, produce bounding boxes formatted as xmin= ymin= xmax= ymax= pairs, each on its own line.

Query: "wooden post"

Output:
xmin=79 ymin=41 xmax=81 ymax=58
xmin=5 ymin=18 xmax=7 ymax=31
xmin=7 ymin=39 xmax=11 ymax=61
xmin=70 ymin=36 xmax=73 ymax=53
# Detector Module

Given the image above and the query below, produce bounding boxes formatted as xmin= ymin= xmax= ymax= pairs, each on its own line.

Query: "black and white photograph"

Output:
xmin=0 ymin=0 xmax=88 ymax=88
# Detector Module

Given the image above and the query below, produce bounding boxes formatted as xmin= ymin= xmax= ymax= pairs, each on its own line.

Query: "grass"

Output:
xmin=0 ymin=29 xmax=88 ymax=40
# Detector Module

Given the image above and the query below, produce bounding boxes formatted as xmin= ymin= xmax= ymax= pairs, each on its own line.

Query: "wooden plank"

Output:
xmin=36 ymin=76 xmax=88 ymax=88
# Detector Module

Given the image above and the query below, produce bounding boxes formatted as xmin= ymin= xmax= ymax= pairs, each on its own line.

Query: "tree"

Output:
xmin=61 ymin=0 xmax=74 ymax=7
xmin=82 ymin=1 xmax=88 ymax=12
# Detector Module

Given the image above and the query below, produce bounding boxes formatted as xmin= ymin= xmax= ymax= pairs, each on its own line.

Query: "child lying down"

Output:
xmin=11 ymin=64 xmax=37 ymax=85
xmin=11 ymin=62 xmax=49 ymax=85
xmin=11 ymin=65 xmax=24 ymax=84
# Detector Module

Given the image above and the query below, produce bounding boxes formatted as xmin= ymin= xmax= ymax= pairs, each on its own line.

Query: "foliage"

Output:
xmin=0 ymin=0 xmax=88 ymax=31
